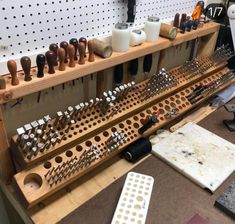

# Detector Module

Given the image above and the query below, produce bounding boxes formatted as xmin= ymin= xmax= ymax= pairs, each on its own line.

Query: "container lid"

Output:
xmin=115 ymin=22 xmax=128 ymax=30
xmin=148 ymin=16 xmax=160 ymax=22
xmin=132 ymin=30 xmax=142 ymax=35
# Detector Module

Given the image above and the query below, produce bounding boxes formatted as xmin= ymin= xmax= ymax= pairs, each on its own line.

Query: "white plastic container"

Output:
xmin=112 ymin=23 xmax=130 ymax=52
xmin=130 ymin=29 xmax=146 ymax=46
xmin=144 ymin=16 xmax=161 ymax=42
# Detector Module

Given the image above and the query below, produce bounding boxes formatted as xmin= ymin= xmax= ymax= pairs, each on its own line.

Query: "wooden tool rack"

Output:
xmin=0 ymin=22 xmax=234 ymax=221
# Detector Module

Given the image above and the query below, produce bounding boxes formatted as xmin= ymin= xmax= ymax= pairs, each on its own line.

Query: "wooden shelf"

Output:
xmin=0 ymin=22 xmax=220 ymax=104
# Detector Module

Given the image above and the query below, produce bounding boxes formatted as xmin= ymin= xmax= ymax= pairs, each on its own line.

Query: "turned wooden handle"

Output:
xmin=88 ymin=40 xmax=95 ymax=62
xmin=7 ymin=60 xmax=19 ymax=86
xmin=173 ymin=13 xmax=180 ymax=28
xmin=20 ymin=56 xmax=32 ymax=81
xmin=69 ymin=38 xmax=79 ymax=60
xmin=60 ymin=41 xmax=69 ymax=63
xmin=49 ymin=43 xmax=59 ymax=66
xmin=0 ymin=77 xmax=6 ymax=90
xmin=78 ymin=42 xmax=85 ymax=65
xmin=58 ymin=48 xmax=66 ymax=71
xmin=160 ymin=23 xmax=178 ymax=40
xmin=79 ymin=37 xmax=87 ymax=57
xmin=93 ymin=39 xmax=113 ymax=58
xmin=36 ymin=54 xmax=46 ymax=78
xmin=68 ymin=44 xmax=76 ymax=67
xmin=46 ymin=51 xmax=56 ymax=74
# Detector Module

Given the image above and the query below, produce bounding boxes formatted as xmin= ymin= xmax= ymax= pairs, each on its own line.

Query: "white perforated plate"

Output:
xmin=111 ymin=172 xmax=154 ymax=224
xmin=0 ymin=0 xmax=203 ymax=75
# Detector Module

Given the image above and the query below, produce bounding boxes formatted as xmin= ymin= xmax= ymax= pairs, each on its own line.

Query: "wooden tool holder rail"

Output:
xmin=10 ymin=56 xmax=226 ymax=169
xmin=0 ymin=22 xmax=219 ymax=104
xmin=13 ymin=66 xmax=234 ymax=208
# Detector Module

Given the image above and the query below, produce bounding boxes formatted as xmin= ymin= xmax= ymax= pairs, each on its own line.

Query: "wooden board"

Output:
xmin=152 ymin=122 xmax=235 ymax=192
xmin=0 ymin=22 xmax=220 ymax=104
xmin=10 ymin=57 xmax=227 ymax=169
xmin=13 ymin=67 xmax=235 ymax=208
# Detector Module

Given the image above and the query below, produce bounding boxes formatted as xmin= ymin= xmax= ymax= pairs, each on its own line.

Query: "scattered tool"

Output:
xmin=138 ymin=115 xmax=158 ymax=134
xmin=21 ymin=56 xmax=32 ymax=82
xmin=7 ymin=60 xmax=19 ymax=86
xmin=36 ymin=54 xmax=46 ymax=78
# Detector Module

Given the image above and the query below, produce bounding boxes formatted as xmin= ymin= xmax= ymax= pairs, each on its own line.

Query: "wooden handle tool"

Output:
xmin=49 ymin=43 xmax=59 ymax=66
xmin=173 ymin=13 xmax=180 ymax=28
xmin=69 ymin=38 xmax=79 ymax=60
xmin=21 ymin=56 xmax=32 ymax=81
xmin=79 ymin=37 xmax=87 ymax=57
xmin=0 ymin=77 xmax=6 ymax=89
xmin=46 ymin=51 xmax=56 ymax=74
xmin=7 ymin=60 xmax=19 ymax=86
xmin=36 ymin=54 xmax=46 ymax=78
xmin=78 ymin=42 xmax=85 ymax=65
xmin=68 ymin=44 xmax=76 ymax=67
xmin=180 ymin=13 xmax=187 ymax=28
xmin=60 ymin=41 xmax=69 ymax=63
xmin=88 ymin=40 xmax=95 ymax=62
xmin=58 ymin=48 xmax=66 ymax=71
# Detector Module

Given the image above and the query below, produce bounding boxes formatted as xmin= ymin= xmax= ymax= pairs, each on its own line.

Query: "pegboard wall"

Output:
xmin=0 ymin=0 xmax=205 ymax=75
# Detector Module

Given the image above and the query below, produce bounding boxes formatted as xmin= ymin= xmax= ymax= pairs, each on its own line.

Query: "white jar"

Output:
xmin=112 ymin=23 xmax=131 ymax=52
xmin=144 ymin=16 xmax=161 ymax=42
xmin=130 ymin=30 xmax=146 ymax=46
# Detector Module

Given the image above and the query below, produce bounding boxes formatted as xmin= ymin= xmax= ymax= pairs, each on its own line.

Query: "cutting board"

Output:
xmin=152 ymin=122 xmax=235 ymax=192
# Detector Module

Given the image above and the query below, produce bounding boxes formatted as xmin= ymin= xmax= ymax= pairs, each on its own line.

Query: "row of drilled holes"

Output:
xmin=43 ymin=92 xmax=190 ymax=170
xmin=41 ymin=71 xmax=225 ymax=176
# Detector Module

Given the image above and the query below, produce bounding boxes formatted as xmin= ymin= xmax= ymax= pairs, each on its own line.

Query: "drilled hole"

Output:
xmin=134 ymin=123 xmax=139 ymax=128
xmin=170 ymin=102 xmax=176 ymax=107
xmin=181 ymin=97 xmax=186 ymax=101
xmin=159 ymin=109 xmax=164 ymax=114
xmin=159 ymin=103 xmax=163 ymax=107
xmin=55 ymin=156 xmax=62 ymax=163
xmin=85 ymin=141 xmax=92 ymax=147
xmin=165 ymin=105 xmax=170 ymax=111
xmin=152 ymin=106 xmax=158 ymax=111
xmin=140 ymin=113 xmax=145 ymax=118
xmin=133 ymin=116 xmax=139 ymax=121
xmin=111 ymin=127 xmax=117 ymax=132
xmin=95 ymin=136 xmax=101 ymax=142
xmin=126 ymin=120 xmax=132 ymax=125
xmin=165 ymin=100 xmax=169 ymax=104
xmin=66 ymin=150 xmax=73 ymax=157
xmin=44 ymin=161 xmax=51 ymax=169
xmin=119 ymin=123 xmax=124 ymax=128
xmin=103 ymin=131 xmax=109 ymax=137
xmin=76 ymin=145 xmax=83 ymax=152
xmin=74 ymin=132 xmax=77 ymax=135
xmin=176 ymin=99 xmax=180 ymax=104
